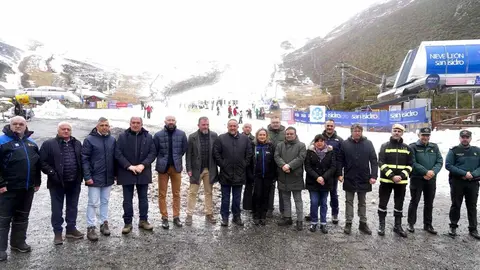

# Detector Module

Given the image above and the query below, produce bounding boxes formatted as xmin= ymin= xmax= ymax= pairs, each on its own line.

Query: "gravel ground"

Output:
xmin=1 ymin=118 xmax=479 ymax=270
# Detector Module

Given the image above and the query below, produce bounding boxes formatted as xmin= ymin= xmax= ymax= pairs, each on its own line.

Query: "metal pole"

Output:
xmin=341 ymin=63 xmax=345 ymax=101
xmin=456 ymin=90 xmax=458 ymax=116
xmin=472 ymin=90 xmax=475 ymax=109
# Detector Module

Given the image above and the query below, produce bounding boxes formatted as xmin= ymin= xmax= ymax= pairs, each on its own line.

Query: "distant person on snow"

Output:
xmin=233 ymin=107 xmax=238 ymax=117
xmin=146 ymin=105 xmax=152 ymax=119
xmin=238 ymin=111 xmax=243 ymax=124
xmin=217 ymin=106 xmax=220 ymax=116
xmin=12 ymin=98 xmax=23 ymax=117
xmin=228 ymin=105 xmax=232 ymax=118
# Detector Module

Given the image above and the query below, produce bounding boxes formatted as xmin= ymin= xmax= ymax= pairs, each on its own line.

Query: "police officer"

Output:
xmin=377 ymin=124 xmax=413 ymax=237
xmin=446 ymin=130 xmax=480 ymax=239
xmin=407 ymin=127 xmax=443 ymax=234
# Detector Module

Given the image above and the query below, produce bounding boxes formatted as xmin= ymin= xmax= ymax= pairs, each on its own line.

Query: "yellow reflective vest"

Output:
xmin=378 ymin=137 xmax=413 ymax=184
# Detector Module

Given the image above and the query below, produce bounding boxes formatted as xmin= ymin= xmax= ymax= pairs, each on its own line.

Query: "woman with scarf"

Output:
xmin=252 ymin=128 xmax=277 ymax=226
xmin=304 ymin=134 xmax=336 ymax=233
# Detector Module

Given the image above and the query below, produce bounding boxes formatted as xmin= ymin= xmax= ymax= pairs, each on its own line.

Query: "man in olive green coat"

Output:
xmin=267 ymin=116 xmax=286 ymax=217
xmin=407 ymin=127 xmax=443 ymax=235
xmin=274 ymin=127 xmax=306 ymax=231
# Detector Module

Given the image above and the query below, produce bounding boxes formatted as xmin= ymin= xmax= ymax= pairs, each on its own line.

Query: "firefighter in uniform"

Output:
xmin=446 ymin=130 xmax=480 ymax=239
xmin=377 ymin=124 xmax=413 ymax=237
xmin=407 ymin=127 xmax=443 ymax=235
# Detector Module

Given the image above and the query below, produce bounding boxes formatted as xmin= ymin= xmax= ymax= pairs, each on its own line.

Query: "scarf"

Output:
xmin=315 ymin=145 xmax=328 ymax=162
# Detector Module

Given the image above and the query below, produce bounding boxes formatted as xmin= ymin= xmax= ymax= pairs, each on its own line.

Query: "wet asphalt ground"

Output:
xmin=2 ymin=118 xmax=480 ymax=269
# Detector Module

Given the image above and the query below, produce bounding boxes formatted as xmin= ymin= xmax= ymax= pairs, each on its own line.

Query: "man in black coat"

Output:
xmin=0 ymin=116 xmax=41 ymax=262
xmin=115 ymin=117 xmax=156 ymax=234
xmin=40 ymin=121 xmax=84 ymax=245
xmin=338 ymin=124 xmax=378 ymax=235
xmin=241 ymin=123 xmax=255 ymax=211
xmin=213 ymin=119 xmax=253 ymax=227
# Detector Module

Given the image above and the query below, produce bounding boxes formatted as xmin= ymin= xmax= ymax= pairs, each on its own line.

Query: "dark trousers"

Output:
xmin=330 ymin=179 xmax=339 ymax=216
xmin=147 ymin=111 xmax=151 ymax=119
xmin=309 ymin=190 xmax=328 ymax=224
xmin=0 ymin=188 xmax=35 ymax=251
xmin=268 ymin=182 xmax=284 ymax=213
xmin=252 ymin=177 xmax=272 ymax=219
xmin=449 ymin=179 xmax=479 ymax=230
xmin=221 ymin=185 xmax=242 ymax=220
xmin=407 ymin=179 xmax=436 ymax=226
xmin=49 ymin=182 xmax=81 ymax=233
xmin=243 ymin=174 xmax=254 ymax=211
xmin=378 ymin=183 xmax=407 ymax=218
xmin=122 ymin=184 xmax=149 ymax=224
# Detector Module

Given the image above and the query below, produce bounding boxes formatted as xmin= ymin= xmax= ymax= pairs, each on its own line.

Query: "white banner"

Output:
xmin=309 ymin=105 xmax=326 ymax=123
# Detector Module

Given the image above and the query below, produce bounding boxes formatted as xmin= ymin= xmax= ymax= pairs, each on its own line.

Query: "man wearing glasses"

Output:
xmin=446 ymin=130 xmax=480 ymax=239
xmin=407 ymin=127 xmax=443 ymax=235
xmin=377 ymin=124 xmax=413 ymax=237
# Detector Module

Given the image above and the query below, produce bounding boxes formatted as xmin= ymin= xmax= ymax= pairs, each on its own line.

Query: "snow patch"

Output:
xmin=33 ymin=99 xmax=71 ymax=119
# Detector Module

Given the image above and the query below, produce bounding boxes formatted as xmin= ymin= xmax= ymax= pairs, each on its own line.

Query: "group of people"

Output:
xmin=0 ymin=114 xmax=479 ymax=263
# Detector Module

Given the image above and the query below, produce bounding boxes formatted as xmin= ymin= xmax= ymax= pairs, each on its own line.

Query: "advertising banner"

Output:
xmin=426 ymin=44 xmax=480 ymax=75
xmin=309 ymin=105 xmax=326 ymax=123
xmin=116 ymin=102 xmax=128 ymax=108
xmin=294 ymin=108 xmax=427 ymax=126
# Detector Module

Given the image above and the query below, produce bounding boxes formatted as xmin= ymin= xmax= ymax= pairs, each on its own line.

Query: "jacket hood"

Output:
xmin=2 ymin=124 xmax=34 ymax=139
xmin=267 ymin=124 xmax=285 ymax=132
xmin=90 ymin=127 xmax=110 ymax=137
xmin=308 ymin=143 xmax=333 ymax=152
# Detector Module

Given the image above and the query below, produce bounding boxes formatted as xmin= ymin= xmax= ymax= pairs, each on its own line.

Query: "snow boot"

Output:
xmin=10 ymin=221 xmax=31 ymax=252
xmin=393 ymin=216 xmax=407 ymax=238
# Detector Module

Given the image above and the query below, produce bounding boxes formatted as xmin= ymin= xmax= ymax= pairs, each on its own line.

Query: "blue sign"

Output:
xmin=425 ymin=74 xmax=440 ymax=89
xmin=476 ymin=76 xmax=480 ymax=85
xmin=426 ymin=44 xmax=480 ymax=75
xmin=294 ymin=108 xmax=427 ymax=126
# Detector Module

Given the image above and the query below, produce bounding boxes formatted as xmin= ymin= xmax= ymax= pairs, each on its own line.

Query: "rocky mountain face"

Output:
xmin=282 ymin=0 xmax=480 ymax=104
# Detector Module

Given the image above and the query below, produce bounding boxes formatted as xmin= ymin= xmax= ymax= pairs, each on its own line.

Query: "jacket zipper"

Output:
xmin=262 ymin=146 xmax=265 ymax=178
xmin=103 ymin=138 xmax=107 ymax=186
xmin=21 ymin=140 xmax=31 ymax=189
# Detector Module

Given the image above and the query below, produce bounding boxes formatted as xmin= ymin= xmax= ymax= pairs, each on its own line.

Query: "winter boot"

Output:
xmin=162 ymin=218 xmax=170 ymax=229
xmin=185 ymin=215 xmax=193 ymax=226
xmin=0 ymin=223 xmax=9 ymax=260
xmin=469 ymin=229 xmax=480 ymax=240
xmin=100 ymin=221 xmax=111 ymax=236
xmin=10 ymin=221 xmax=31 ymax=252
xmin=407 ymin=223 xmax=415 ymax=233
xmin=87 ymin=227 xmax=99 ymax=241
xmin=65 ymin=229 xmax=84 ymax=239
xmin=320 ymin=224 xmax=328 ymax=234
xmin=448 ymin=227 xmax=457 ymax=237
xmin=296 ymin=221 xmax=303 ymax=231
xmin=359 ymin=222 xmax=372 ymax=235
xmin=205 ymin=215 xmax=217 ymax=224
xmin=277 ymin=217 xmax=293 ymax=226
xmin=393 ymin=216 xmax=407 ymax=238
xmin=122 ymin=224 xmax=133 ymax=235
xmin=0 ymin=251 xmax=6 ymax=261
xmin=304 ymin=214 xmax=311 ymax=222
xmin=173 ymin=217 xmax=183 ymax=228
xmin=309 ymin=224 xmax=317 ymax=232
xmin=220 ymin=219 xmax=229 ymax=227
xmin=233 ymin=216 xmax=244 ymax=227
xmin=332 ymin=215 xmax=339 ymax=225
xmin=344 ymin=223 xmax=352 ymax=235
xmin=139 ymin=220 xmax=153 ymax=230
xmin=378 ymin=212 xmax=386 ymax=236
xmin=423 ymin=224 xmax=437 ymax=235
xmin=53 ymin=232 xmax=63 ymax=245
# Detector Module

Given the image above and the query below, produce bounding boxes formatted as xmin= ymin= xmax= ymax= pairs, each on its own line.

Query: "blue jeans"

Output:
xmin=87 ymin=186 xmax=112 ymax=227
xmin=122 ymin=184 xmax=149 ymax=224
xmin=330 ymin=179 xmax=339 ymax=216
xmin=221 ymin=185 xmax=242 ymax=220
xmin=310 ymin=190 xmax=328 ymax=225
xmin=49 ymin=182 xmax=81 ymax=233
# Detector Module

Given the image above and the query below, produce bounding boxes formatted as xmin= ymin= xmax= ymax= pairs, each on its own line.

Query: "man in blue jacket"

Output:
xmin=116 ymin=117 xmax=157 ymax=234
xmin=446 ymin=130 xmax=480 ymax=239
xmin=82 ymin=117 xmax=116 ymax=241
xmin=40 ymin=121 xmax=84 ymax=245
xmin=0 ymin=116 xmax=41 ymax=262
xmin=154 ymin=115 xmax=188 ymax=229
xmin=407 ymin=127 xmax=443 ymax=235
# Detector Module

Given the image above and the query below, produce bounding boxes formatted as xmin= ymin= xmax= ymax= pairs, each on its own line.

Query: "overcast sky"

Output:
xmin=1 ymin=0 xmax=383 ymax=73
